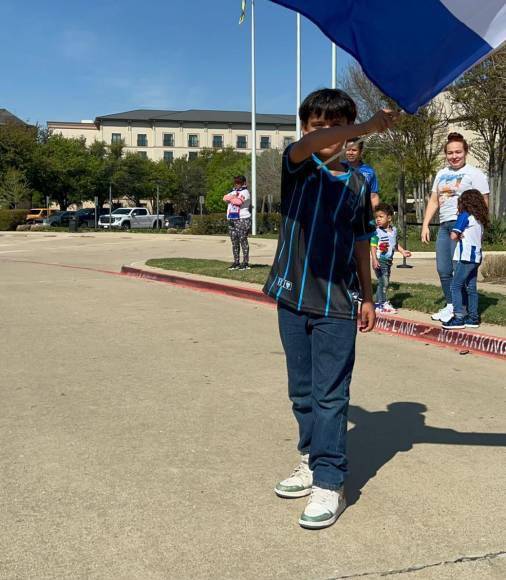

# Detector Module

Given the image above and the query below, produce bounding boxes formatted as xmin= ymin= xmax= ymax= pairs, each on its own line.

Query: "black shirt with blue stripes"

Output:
xmin=263 ymin=145 xmax=375 ymax=320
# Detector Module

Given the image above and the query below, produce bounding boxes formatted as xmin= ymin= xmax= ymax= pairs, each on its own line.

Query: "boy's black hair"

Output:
xmin=234 ymin=175 xmax=247 ymax=184
xmin=375 ymin=203 xmax=394 ymax=216
xmin=299 ymin=88 xmax=357 ymax=125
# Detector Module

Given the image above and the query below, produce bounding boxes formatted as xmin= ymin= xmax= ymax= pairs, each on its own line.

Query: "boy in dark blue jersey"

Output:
xmin=264 ymin=89 xmax=397 ymax=529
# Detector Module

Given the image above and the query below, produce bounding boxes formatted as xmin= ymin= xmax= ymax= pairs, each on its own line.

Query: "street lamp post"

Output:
xmin=108 ymin=182 xmax=112 ymax=232
xmin=156 ymin=184 xmax=160 ymax=231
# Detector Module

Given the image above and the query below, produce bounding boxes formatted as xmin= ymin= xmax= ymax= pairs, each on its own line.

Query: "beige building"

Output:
xmin=48 ymin=109 xmax=297 ymax=160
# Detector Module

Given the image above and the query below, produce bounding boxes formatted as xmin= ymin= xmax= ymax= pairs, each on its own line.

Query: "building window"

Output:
xmin=163 ymin=151 xmax=174 ymax=162
xmin=236 ymin=135 xmax=247 ymax=149
xmin=163 ymin=133 xmax=174 ymax=147
xmin=188 ymin=152 xmax=198 ymax=160
xmin=188 ymin=134 xmax=199 ymax=148
xmin=260 ymin=136 xmax=271 ymax=149
xmin=137 ymin=134 xmax=148 ymax=147
xmin=283 ymin=136 xmax=294 ymax=148
xmin=212 ymin=135 xmax=224 ymax=148
xmin=137 ymin=151 xmax=148 ymax=159
xmin=111 ymin=133 xmax=122 ymax=144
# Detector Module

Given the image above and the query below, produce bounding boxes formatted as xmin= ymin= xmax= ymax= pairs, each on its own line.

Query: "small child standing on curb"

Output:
xmin=223 ymin=175 xmax=251 ymax=271
xmin=443 ymin=189 xmax=489 ymax=330
xmin=370 ymin=203 xmax=411 ymax=314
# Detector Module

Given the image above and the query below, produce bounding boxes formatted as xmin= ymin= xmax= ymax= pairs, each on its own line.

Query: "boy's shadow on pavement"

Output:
xmin=346 ymin=402 xmax=506 ymax=506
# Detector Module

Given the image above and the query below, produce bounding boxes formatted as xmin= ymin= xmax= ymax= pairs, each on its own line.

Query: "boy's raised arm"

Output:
xmin=289 ymin=110 xmax=398 ymax=164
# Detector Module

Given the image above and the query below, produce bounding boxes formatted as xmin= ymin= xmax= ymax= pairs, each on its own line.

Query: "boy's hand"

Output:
xmin=366 ymin=109 xmax=399 ymax=134
xmin=371 ymin=258 xmax=380 ymax=270
xmin=402 ymin=250 xmax=412 ymax=258
xmin=359 ymin=301 xmax=376 ymax=333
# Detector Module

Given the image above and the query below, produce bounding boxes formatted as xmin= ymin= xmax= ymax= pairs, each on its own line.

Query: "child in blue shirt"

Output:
xmin=264 ymin=88 xmax=397 ymax=529
xmin=443 ymin=189 xmax=489 ymax=330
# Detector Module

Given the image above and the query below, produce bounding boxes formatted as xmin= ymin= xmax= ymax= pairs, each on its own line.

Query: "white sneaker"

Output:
xmin=299 ymin=485 xmax=346 ymax=529
xmin=431 ymin=304 xmax=453 ymax=322
xmin=275 ymin=454 xmax=312 ymax=498
xmin=381 ymin=301 xmax=398 ymax=314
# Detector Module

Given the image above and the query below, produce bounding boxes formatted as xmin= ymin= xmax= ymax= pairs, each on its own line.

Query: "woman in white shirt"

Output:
xmin=421 ymin=133 xmax=489 ymax=323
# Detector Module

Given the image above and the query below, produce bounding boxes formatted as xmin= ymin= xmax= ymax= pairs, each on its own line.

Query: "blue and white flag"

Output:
xmin=269 ymin=1 xmax=506 ymax=113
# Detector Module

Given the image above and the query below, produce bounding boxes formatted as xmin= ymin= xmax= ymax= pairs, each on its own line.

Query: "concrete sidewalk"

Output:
xmin=1 ymin=257 xmax=505 ymax=579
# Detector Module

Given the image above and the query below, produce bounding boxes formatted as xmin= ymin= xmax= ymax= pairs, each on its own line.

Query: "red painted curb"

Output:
xmin=121 ymin=266 xmax=506 ymax=361
xmin=120 ymin=265 xmax=274 ymax=305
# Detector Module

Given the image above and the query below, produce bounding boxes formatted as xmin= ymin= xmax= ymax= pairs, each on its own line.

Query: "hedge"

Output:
xmin=0 ymin=209 xmax=28 ymax=231
xmin=189 ymin=212 xmax=281 ymax=235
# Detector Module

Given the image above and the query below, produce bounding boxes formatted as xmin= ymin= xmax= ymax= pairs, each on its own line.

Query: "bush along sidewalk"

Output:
xmin=146 ymin=258 xmax=506 ymax=326
xmin=0 ymin=209 xmax=29 ymax=230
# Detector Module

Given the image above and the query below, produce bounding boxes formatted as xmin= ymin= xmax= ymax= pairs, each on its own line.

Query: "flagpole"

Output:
xmin=296 ymin=13 xmax=301 ymax=138
xmin=251 ymin=0 xmax=257 ymax=235
xmin=332 ymin=43 xmax=337 ymax=88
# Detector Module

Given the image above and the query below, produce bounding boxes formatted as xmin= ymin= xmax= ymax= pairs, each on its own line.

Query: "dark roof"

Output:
xmin=96 ymin=109 xmax=178 ymax=122
xmin=0 ymin=108 xmax=27 ymax=126
xmin=95 ymin=108 xmax=295 ymax=126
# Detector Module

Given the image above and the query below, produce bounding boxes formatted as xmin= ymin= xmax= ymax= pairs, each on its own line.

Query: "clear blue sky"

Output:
xmin=3 ymin=0 xmax=352 ymax=125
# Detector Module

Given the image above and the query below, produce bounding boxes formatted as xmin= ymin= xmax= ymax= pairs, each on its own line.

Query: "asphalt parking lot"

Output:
xmin=0 ymin=232 xmax=504 ymax=579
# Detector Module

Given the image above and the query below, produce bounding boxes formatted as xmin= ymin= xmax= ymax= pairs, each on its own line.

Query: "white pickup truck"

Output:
xmin=98 ymin=207 xmax=164 ymax=230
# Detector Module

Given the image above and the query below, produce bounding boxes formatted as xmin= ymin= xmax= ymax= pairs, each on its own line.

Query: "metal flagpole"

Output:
xmin=251 ymin=0 xmax=257 ymax=235
xmin=296 ymin=13 xmax=301 ymax=138
xmin=332 ymin=43 xmax=337 ymax=88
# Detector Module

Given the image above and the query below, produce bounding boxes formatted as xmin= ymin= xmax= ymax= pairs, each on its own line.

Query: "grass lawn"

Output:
xmin=146 ymin=258 xmax=506 ymax=326
xmin=253 ymin=231 xmax=504 ymax=252
xmin=16 ymin=227 xmax=504 ymax=251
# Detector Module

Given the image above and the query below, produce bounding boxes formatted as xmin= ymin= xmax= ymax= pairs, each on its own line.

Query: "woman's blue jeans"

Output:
xmin=452 ymin=261 xmax=479 ymax=320
xmin=436 ymin=221 xmax=457 ymax=304
xmin=277 ymin=303 xmax=357 ymax=491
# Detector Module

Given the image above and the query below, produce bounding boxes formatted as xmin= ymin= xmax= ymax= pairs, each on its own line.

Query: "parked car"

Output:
xmin=26 ymin=208 xmax=59 ymax=224
xmin=164 ymin=215 xmax=187 ymax=229
xmin=98 ymin=207 xmax=164 ymax=230
xmin=44 ymin=211 xmax=75 ymax=227
xmin=74 ymin=208 xmax=109 ymax=228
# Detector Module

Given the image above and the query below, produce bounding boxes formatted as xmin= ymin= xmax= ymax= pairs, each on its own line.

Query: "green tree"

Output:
xmin=205 ymin=148 xmax=250 ymax=212
xmin=113 ymin=153 xmax=155 ymax=206
xmin=0 ymin=167 xmax=32 ymax=208
xmin=171 ymin=156 xmax=207 ymax=214
xmin=0 ymin=123 xmax=38 ymax=178
xmin=256 ymin=148 xmax=282 ymax=212
xmin=345 ymin=62 xmax=448 ymax=222
xmin=147 ymin=160 xmax=174 ymax=213
xmin=87 ymin=141 xmax=124 ymax=207
xmin=31 ymin=134 xmax=90 ymax=209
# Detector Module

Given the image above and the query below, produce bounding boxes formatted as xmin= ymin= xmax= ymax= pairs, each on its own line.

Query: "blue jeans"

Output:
xmin=452 ymin=261 xmax=479 ymax=320
xmin=277 ymin=303 xmax=357 ymax=491
xmin=436 ymin=221 xmax=457 ymax=304
xmin=374 ymin=260 xmax=392 ymax=304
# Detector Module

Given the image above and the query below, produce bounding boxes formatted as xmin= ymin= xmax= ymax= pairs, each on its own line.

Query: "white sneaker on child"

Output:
xmin=275 ymin=454 xmax=312 ymax=498
xmin=381 ymin=301 xmax=398 ymax=314
xmin=299 ymin=485 xmax=346 ymax=529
